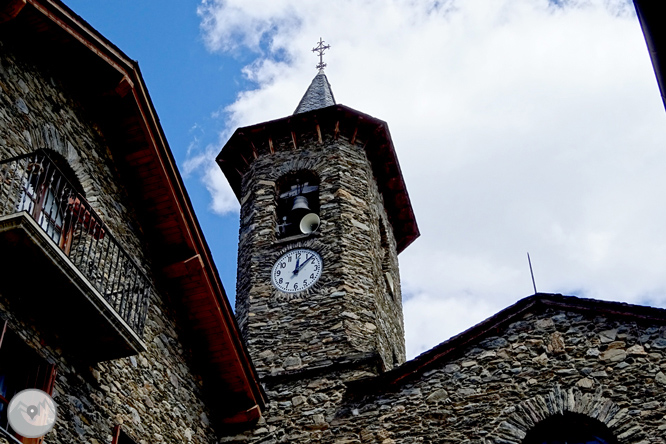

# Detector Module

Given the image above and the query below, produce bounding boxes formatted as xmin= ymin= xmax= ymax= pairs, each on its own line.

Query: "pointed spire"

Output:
xmin=294 ymin=69 xmax=336 ymax=114
xmin=294 ymin=39 xmax=336 ymax=114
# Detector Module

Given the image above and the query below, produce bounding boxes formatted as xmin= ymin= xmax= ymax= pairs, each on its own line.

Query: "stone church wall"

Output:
xmin=0 ymin=40 xmax=216 ymax=444
xmin=220 ymin=306 xmax=666 ymax=444
xmin=336 ymin=306 xmax=666 ymax=444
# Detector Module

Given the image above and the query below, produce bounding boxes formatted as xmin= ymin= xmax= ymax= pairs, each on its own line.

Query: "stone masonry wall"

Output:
xmin=235 ymin=126 xmax=405 ymax=378
xmin=333 ymin=306 xmax=666 ymax=444
xmin=0 ymin=38 xmax=216 ymax=444
xmin=219 ymin=304 xmax=666 ymax=444
xmin=0 ymin=43 xmax=145 ymax=271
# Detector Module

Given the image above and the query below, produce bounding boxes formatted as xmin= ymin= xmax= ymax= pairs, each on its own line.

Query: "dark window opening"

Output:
xmin=522 ymin=412 xmax=618 ymax=444
xmin=379 ymin=219 xmax=395 ymax=299
xmin=112 ymin=425 xmax=138 ymax=444
xmin=276 ymin=171 xmax=320 ymax=239
xmin=0 ymin=320 xmax=57 ymax=444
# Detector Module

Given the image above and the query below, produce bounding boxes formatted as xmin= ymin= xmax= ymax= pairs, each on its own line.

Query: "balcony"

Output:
xmin=0 ymin=151 xmax=148 ymax=361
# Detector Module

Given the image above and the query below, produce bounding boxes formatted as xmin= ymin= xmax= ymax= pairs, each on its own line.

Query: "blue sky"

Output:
xmin=64 ymin=0 xmax=666 ymax=358
xmin=65 ymin=0 xmax=246 ymax=296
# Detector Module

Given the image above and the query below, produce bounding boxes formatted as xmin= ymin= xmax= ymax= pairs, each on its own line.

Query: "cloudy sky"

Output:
xmin=69 ymin=0 xmax=666 ymax=359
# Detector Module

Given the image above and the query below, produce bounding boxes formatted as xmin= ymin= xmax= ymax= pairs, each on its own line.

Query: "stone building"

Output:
xmin=0 ymin=1 xmax=264 ymax=443
xmin=216 ymin=47 xmax=666 ymax=444
xmin=3 ymin=0 xmax=666 ymax=443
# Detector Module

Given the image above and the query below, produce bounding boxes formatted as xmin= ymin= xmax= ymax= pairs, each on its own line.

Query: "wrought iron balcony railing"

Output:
xmin=0 ymin=151 xmax=149 ymax=338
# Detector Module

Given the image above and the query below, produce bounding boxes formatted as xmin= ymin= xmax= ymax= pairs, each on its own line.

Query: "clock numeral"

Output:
xmin=272 ymin=249 xmax=322 ymax=293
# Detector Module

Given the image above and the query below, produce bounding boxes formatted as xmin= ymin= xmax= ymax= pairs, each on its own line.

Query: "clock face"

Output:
xmin=271 ymin=248 xmax=323 ymax=293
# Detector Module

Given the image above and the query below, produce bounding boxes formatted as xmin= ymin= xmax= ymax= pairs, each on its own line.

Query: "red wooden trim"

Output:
xmin=111 ymin=425 xmax=121 ymax=444
xmin=13 ymin=0 xmax=266 ymax=416
xmin=26 ymin=0 xmax=132 ymax=76
xmin=219 ymin=405 xmax=261 ymax=425
xmin=0 ymin=0 xmax=26 ymax=23
xmin=42 ymin=364 xmax=56 ymax=395
xmin=111 ymin=424 xmax=138 ymax=444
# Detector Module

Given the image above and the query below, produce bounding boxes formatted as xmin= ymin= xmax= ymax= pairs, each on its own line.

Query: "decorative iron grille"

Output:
xmin=0 ymin=151 xmax=149 ymax=338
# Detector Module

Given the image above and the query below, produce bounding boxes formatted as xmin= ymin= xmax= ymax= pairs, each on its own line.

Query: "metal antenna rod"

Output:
xmin=527 ymin=252 xmax=537 ymax=294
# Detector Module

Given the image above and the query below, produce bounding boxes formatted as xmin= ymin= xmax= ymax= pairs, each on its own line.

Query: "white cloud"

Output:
xmin=195 ymin=0 xmax=666 ymax=358
xmin=184 ymin=139 xmax=241 ymax=214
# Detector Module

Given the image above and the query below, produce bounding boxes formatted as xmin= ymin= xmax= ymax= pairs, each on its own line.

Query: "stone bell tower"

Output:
xmin=217 ymin=58 xmax=419 ymax=378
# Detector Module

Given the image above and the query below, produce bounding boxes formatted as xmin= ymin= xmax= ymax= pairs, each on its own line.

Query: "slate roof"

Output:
xmin=294 ymin=69 xmax=336 ymax=114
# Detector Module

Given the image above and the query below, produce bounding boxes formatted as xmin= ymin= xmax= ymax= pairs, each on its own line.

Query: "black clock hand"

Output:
xmin=293 ymin=257 xmax=300 ymax=274
xmin=296 ymin=256 xmax=314 ymax=273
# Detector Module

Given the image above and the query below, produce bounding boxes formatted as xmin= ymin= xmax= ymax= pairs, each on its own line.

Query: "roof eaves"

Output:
xmin=12 ymin=0 xmax=266 ymax=420
xmin=217 ymin=104 xmax=419 ymax=254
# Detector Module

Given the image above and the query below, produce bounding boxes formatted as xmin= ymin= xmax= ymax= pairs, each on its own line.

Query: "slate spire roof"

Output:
xmin=294 ymin=69 xmax=336 ymax=114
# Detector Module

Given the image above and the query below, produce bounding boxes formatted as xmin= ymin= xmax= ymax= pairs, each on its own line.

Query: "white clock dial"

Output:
xmin=271 ymin=248 xmax=323 ymax=293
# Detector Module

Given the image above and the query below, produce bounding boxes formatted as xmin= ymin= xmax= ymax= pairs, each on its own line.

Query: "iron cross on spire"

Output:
xmin=312 ymin=38 xmax=330 ymax=70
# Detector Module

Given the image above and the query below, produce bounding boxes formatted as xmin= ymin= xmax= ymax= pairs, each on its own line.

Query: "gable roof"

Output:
xmin=0 ymin=0 xmax=264 ymax=427
xmin=348 ymin=293 xmax=666 ymax=396
xmin=294 ymin=69 xmax=336 ymax=114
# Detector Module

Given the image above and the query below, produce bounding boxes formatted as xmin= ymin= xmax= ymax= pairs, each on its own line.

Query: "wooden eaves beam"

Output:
xmin=0 ymin=0 xmax=26 ymax=23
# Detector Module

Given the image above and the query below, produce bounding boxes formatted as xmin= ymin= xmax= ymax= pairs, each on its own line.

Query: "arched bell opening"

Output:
xmin=275 ymin=170 xmax=320 ymax=239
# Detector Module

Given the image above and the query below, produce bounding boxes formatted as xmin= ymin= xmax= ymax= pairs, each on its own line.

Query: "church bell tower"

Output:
xmin=217 ymin=45 xmax=419 ymax=377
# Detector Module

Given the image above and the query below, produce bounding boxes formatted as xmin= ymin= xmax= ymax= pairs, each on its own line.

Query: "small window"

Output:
xmin=0 ymin=321 xmax=57 ymax=444
xmin=522 ymin=413 xmax=617 ymax=444
xmin=276 ymin=171 xmax=320 ymax=239
xmin=379 ymin=219 xmax=395 ymax=299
